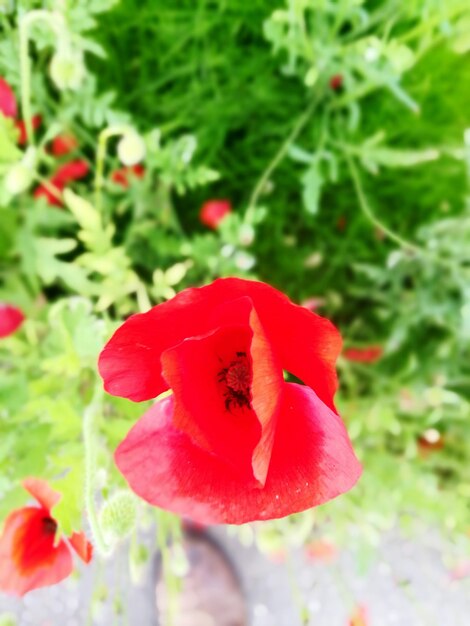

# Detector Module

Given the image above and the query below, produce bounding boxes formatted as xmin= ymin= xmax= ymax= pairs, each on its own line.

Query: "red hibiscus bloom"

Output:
xmin=0 ymin=303 xmax=24 ymax=338
xmin=199 ymin=199 xmax=232 ymax=229
xmin=343 ymin=345 xmax=383 ymax=363
xmin=0 ymin=478 xmax=92 ymax=596
xmin=111 ymin=164 xmax=145 ymax=188
xmin=34 ymin=159 xmax=89 ymax=206
xmin=0 ymin=77 xmax=17 ymax=118
xmin=99 ymin=278 xmax=361 ymax=524
xmin=51 ymin=133 xmax=78 ymax=156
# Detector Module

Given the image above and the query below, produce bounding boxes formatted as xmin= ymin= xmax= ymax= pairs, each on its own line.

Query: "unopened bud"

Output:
xmin=99 ymin=491 xmax=137 ymax=544
xmin=117 ymin=132 xmax=146 ymax=166
xmin=50 ymin=50 xmax=85 ymax=91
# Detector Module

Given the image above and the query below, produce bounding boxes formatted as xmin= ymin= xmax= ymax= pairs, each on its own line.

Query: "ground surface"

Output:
xmin=1 ymin=528 xmax=469 ymax=626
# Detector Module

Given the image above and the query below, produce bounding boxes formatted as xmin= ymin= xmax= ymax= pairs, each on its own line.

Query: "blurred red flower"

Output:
xmin=0 ymin=76 xmax=42 ymax=143
xmin=34 ymin=159 xmax=89 ymax=206
xmin=305 ymin=539 xmax=338 ymax=563
xmin=51 ymin=133 xmax=78 ymax=156
xmin=329 ymin=74 xmax=343 ymax=91
xmin=0 ymin=76 xmax=18 ymax=118
xmin=0 ymin=478 xmax=92 ymax=596
xmin=344 ymin=345 xmax=383 ymax=363
xmin=0 ymin=303 xmax=24 ymax=338
xmin=99 ymin=278 xmax=361 ymax=524
xmin=199 ymin=199 xmax=231 ymax=229
xmin=111 ymin=164 xmax=145 ymax=188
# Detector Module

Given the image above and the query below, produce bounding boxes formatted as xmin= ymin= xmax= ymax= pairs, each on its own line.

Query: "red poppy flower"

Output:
xmin=0 ymin=303 xmax=24 ymax=338
xmin=0 ymin=478 xmax=92 ymax=596
xmin=329 ymin=74 xmax=343 ymax=91
xmin=343 ymin=346 xmax=383 ymax=363
xmin=34 ymin=159 xmax=89 ymax=206
xmin=0 ymin=77 xmax=17 ymax=118
xmin=99 ymin=278 xmax=361 ymax=524
xmin=199 ymin=199 xmax=232 ymax=229
xmin=305 ymin=539 xmax=337 ymax=563
xmin=111 ymin=164 xmax=145 ymax=188
xmin=51 ymin=133 xmax=78 ymax=156
xmin=15 ymin=115 xmax=42 ymax=146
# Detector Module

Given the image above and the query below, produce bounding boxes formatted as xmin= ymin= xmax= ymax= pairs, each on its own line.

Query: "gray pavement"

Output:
xmin=1 ymin=528 xmax=469 ymax=626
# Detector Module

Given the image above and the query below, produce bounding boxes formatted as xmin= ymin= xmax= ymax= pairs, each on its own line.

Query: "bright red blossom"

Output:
xmin=99 ymin=278 xmax=361 ymax=524
xmin=344 ymin=345 xmax=383 ymax=363
xmin=34 ymin=159 xmax=89 ymax=206
xmin=0 ymin=304 xmax=24 ymax=338
xmin=199 ymin=199 xmax=232 ymax=229
xmin=0 ymin=479 xmax=92 ymax=596
xmin=329 ymin=74 xmax=343 ymax=91
xmin=51 ymin=134 xmax=78 ymax=156
xmin=111 ymin=164 xmax=145 ymax=188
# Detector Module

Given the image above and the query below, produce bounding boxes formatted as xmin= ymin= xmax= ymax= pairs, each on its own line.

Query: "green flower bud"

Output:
xmin=117 ymin=132 xmax=146 ymax=166
xmin=50 ymin=50 xmax=85 ymax=91
xmin=99 ymin=491 xmax=137 ymax=544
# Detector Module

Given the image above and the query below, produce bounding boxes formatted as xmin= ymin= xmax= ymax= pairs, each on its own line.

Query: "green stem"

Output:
xmin=94 ymin=125 xmax=133 ymax=213
xmin=344 ymin=150 xmax=460 ymax=272
xmin=18 ymin=14 xmax=34 ymax=146
xmin=246 ymin=92 xmax=323 ymax=217
xmin=83 ymin=384 xmax=110 ymax=557
xmin=18 ymin=10 xmax=64 ymax=147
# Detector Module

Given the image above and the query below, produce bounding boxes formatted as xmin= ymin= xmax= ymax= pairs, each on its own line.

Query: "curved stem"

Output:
xmin=94 ymin=125 xmax=132 ymax=213
xmin=246 ymin=92 xmax=323 ymax=217
xmin=83 ymin=384 xmax=110 ymax=557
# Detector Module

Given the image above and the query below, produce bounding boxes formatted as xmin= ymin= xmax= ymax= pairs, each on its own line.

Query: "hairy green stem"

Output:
xmin=246 ymin=92 xmax=323 ymax=217
xmin=94 ymin=125 xmax=132 ymax=212
xmin=83 ymin=385 xmax=110 ymax=557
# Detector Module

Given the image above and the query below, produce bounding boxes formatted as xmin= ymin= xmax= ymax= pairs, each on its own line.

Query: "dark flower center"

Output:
xmin=42 ymin=517 xmax=58 ymax=536
xmin=218 ymin=351 xmax=252 ymax=412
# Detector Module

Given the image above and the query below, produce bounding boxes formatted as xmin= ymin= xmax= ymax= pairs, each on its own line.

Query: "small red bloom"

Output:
xmin=34 ymin=159 xmax=89 ymax=206
xmin=329 ymin=74 xmax=343 ymax=91
xmin=344 ymin=345 xmax=383 ymax=363
xmin=0 ymin=478 xmax=92 ymax=596
xmin=0 ymin=304 xmax=24 ymax=338
xmin=199 ymin=199 xmax=232 ymax=229
xmin=51 ymin=134 xmax=78 ymax=156
xmin=15 ymin=115 xmax=42 ymax=146
xmin=0 ymin=77 xmax=17 ymax=118
xmin=111 ymin=164 xmax=145 ymax=188
xmin=99 ymin=278 xmax=361 ymax=524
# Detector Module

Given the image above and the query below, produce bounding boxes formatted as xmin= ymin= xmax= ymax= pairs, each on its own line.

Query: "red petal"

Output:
xmin=199 ymin=199 xmax=232 ymax=229
xmin=344 ymin=346 xmax=383 ymax=363
xmin=54 ymin=159 xmax=89 ymax=185
xmin=51 ymin=134 xmax=78 ymax=156
xmin=99 ymin=278 xmax=341 ymax=412
xmin=0 ymin=507 xmax=72 ymax=596
xmin=23 ymin=478 xmax=61 ymax=511
xmin=162 ymin=297 xmax=283 ymax=485
xmin=115 ymin=384 xmax=362 ymax=524
xmin=111 ymin=164 xmax=145 ymax=188
xmin=33 ymin=181 xmax=64 ymax=206
xmin=0 ymin=304 xmax=24 ymax=338
xmin=68 ymin=531 xmax=93 ymax=563
xmin=0 ymin=77 xmax=17 ymax=118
